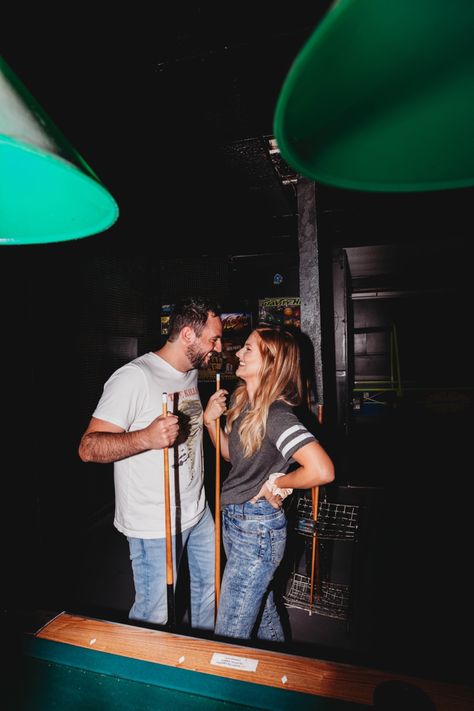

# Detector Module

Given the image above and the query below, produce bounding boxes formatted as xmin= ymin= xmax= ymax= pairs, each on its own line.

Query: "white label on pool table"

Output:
xmin=210 ymin=652 xmax=259 ymax=672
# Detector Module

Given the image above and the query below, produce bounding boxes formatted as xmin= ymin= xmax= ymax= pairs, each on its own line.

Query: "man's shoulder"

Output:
xmin=106 ymin=353 xmax=155 ymax=386
xmin=129 ymin=352 xmax=154 ymax=369
xmin=125 ymin=352 xmax=170 ymax=376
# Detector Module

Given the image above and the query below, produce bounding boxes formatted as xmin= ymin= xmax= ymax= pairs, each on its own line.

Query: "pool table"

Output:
xmin=7 ymin=612 xmax=473 ymax=710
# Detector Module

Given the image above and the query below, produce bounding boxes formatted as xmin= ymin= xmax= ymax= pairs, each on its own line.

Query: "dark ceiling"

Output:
xmin=2 ymin=5 xmax=473 ymax=290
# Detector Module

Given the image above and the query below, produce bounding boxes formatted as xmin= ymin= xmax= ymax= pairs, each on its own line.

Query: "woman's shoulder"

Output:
xmin=269 ymin=399 xmax=294 ymax=414
xmin=267 ymin=399 xmax=298 ymax=427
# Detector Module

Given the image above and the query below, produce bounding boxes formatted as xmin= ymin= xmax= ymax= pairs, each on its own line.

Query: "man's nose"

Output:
xmin=214 ymin=340 xmax=223 ymax=353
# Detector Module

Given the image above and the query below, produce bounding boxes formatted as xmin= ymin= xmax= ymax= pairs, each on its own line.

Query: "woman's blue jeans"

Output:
xmin=215 ymin=499 xmax=287 ymax=642
xmin=127 ymin=504 xmax=215 ymax=630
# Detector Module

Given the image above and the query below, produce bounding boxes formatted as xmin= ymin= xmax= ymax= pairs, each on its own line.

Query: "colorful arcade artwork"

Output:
xmin=258 ymin=297 xmax=301 ymax=329
xmin=199 ymin=311 xmax=252 ymax=382
xmin=160 ymin=304 xmax=173 ymax=337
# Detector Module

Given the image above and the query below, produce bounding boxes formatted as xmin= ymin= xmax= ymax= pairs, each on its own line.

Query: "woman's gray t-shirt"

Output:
xmin=221 ymin=400 xmax=316 ymax=507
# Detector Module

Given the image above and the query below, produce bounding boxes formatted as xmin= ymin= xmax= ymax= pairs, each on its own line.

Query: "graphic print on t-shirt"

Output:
xmin=173 ymin=393 xmax=202 ymax=485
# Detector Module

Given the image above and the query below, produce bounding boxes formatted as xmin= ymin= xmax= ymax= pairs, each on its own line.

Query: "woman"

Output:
xmin=204 ymin=327 xmax=335 ymax=643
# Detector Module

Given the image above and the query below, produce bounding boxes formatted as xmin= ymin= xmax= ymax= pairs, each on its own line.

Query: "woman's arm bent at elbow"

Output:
xmin=274 ymin=441 xmax=335 ymax=491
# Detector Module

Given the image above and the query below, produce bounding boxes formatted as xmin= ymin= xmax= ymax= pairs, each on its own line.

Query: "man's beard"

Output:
xmin=186 ymin=343 xmax=209 ymax=369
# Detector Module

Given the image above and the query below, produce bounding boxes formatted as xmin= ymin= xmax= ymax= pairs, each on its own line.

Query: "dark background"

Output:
xmin=1 ymin=4 xmax=473 ymax=688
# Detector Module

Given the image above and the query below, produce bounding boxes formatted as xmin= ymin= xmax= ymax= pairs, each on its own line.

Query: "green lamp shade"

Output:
xmin=0 ymin=57 xmax=119 ymax=244
xmin=273 ymin=0 xmax=474 ymax=192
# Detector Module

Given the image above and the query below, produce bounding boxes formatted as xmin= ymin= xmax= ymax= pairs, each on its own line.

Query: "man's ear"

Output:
xmin=180 ymin=326 xmax=196 ymax=344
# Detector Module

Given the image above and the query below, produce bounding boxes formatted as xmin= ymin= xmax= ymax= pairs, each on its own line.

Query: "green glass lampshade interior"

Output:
xmin=273 ymin=0 xmax=474 ymax=192
xmin=0 ymin=135 xmax=119 ymax=245
xmin=0 ymin=56 xmax=119 ymax=245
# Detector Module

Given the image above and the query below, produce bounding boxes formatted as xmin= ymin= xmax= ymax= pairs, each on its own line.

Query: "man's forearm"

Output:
xmin=79 ymin=430 xmax=150 ymax=463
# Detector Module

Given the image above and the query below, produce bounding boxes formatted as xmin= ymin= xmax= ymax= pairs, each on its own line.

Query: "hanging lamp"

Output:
xmin=273 ymin=0 xmax=474 ymax=192
xmin=0 ymin=55 xmax=119 ymax=244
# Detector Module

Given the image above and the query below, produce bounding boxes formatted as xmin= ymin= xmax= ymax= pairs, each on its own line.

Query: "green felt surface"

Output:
xmin=6 ymin=637 xmax=366 ymax=710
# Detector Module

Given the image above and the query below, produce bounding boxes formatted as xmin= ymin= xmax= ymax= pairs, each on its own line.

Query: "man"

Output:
xmin=78 ymin=296 xmax=222 ymax=630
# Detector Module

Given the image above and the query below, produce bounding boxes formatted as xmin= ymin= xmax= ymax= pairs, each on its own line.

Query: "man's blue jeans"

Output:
xmin=127 ymin=504 xmax=215 ymax=630
xmin=215 ymin=499 xmax=287 ymax=642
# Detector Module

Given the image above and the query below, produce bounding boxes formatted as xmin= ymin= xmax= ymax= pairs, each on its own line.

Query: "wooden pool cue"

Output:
xmin=309 ymin=403 xmax=324 ymax=614
xmin=162 ymin=392 xmax=175 ymax=629
xmin=214 ymin=371 xmax=221 ymax=617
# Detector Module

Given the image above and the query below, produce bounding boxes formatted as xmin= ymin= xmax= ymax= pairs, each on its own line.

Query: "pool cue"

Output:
xmin=162 ymin=392 xmax=175 ymax=629
xmin=309 ymin=403 xmax=324 ymax=614
xmin=214 ymin=371 xmax=221 ymax=617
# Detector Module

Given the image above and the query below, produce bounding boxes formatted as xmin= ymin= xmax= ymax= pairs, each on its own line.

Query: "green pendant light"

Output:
xmin=273 ymin=0 xmax=474 ymax=192
xmin=0 ymin=56 xmax=119 ymax=244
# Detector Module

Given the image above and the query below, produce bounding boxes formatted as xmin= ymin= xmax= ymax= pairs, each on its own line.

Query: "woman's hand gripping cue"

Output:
xmin=203 ymin=388 xmax=230 ymax=461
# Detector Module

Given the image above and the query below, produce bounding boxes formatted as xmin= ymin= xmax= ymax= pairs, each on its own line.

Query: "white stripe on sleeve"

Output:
xmin=276 ymin=424 xmax=305 ymax=450
xmin=281 ymin=432 xmax=314 ymax=458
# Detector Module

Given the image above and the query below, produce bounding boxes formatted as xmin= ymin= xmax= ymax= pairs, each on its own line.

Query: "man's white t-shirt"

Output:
xmin=93 ymin=352 xmax=205 ymax=538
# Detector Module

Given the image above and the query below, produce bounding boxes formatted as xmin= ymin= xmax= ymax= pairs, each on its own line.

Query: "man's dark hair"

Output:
xmin=167 ymin=296 xmax=221 ymax=342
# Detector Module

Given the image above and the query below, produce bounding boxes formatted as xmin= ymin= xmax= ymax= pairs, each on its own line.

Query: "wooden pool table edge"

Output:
xmin=24 ymin=636 xmax=352 ymax=710
xmin=29 ymin=612 xmax=473 ymax=710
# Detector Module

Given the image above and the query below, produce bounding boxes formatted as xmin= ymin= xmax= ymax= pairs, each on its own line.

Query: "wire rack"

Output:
xmin=294 ymin=497 xmax=361 ymax=540
xmin=284 ymin=572 xmax=350 ymax=620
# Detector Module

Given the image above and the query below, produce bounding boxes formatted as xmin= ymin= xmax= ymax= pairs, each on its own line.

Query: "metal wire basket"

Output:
xmin=284 ymin=572 xmax=350 ymax=621
xmin=294 ymin=497 xmax=361 ymax=540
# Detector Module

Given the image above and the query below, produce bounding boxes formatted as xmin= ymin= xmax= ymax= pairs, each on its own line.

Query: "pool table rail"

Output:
xmin=29 ymin=612 xmax=473 ymax=711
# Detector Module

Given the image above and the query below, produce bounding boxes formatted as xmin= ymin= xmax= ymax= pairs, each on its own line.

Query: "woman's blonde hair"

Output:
xmin=226 ymin=327 xmax=302 ymax=457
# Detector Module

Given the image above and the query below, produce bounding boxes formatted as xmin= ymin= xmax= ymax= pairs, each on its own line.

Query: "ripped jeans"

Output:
xmin=215 ymin=499 xmax=287 ymax=642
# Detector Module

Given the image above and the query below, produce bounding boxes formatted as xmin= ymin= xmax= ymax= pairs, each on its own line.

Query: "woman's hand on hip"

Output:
xmin=250 ymin=481 xmax=282 ymax=509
